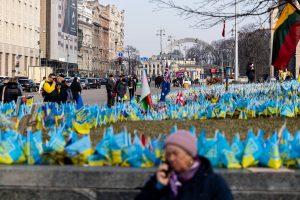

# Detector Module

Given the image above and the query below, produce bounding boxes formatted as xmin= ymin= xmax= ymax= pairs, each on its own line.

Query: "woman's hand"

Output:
xmin=156 ymin=163 xmax=171 ymax=186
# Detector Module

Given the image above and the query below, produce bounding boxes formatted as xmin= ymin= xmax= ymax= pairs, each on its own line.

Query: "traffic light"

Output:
xmin=118 ymin=57 xmax=122 ymax=65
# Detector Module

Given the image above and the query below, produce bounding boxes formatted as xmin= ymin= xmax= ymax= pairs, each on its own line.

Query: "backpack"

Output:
xmin=66 ymin=88 xmax=73 ymax=102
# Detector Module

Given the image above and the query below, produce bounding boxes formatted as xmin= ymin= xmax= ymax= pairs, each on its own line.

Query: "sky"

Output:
xmin=100 ymin=0 xmax=255 ymax=57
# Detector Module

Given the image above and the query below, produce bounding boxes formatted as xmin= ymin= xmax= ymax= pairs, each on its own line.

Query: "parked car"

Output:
xmin=18 ymin=79 xmax=38 ymax=92
xmin=100 ymin=78 xmax=108 ymax=85
xmin=80 ymin=78 xmax=89 ymax=90
xmin=87 ymin=78 xmax=98 ymax=89
xmin=95 ymin=78 xmax=102 ymax=89
xmin=0 ymin=76 xmax=9 ymax=83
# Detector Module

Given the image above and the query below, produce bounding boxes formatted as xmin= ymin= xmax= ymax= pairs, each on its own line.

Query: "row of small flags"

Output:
xmin=0 ymin=125 xmax=299 ymax=169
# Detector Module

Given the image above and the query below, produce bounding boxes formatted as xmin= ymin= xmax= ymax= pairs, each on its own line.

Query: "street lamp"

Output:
xmin=65 ymin=35 xmax=71 ymax=77
xmin=168 ymin=35 xmax=174 ymax=56
xmin=156 ymin=28 xmax=165 ymax=70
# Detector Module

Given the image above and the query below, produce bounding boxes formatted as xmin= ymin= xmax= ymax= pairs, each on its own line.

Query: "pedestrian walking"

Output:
xmin=133 ymin=75 xmax=138 ymax=92
xmin=70 ymin=77 xmax=82 ymax=104
xmin=1 ymin=77 xmax=22 ymax=104
xmin=57 ymin=74 xmax=72 ymax=104
xmin=135 ymin=130 xmax=233 ymax=200
xmin=106 ymin=74 xmax=115 ymax=108
xmin=128 ymin=76 xmax=135 ymax=101
xmin=116 ymin=75 xmax=127 ymax=103
xmin=246 ymin=63 xmax=255 ymax=83
xmin=43 ymin=73 xmax=59 ymax=103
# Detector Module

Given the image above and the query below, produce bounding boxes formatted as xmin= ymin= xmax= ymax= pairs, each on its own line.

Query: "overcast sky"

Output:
xmin=100 ymin=0 xmax=257 ymax=57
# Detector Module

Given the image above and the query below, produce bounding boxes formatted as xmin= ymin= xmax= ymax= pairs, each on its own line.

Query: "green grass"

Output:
xmin=89 ymin=117 xmax=300 ymax=146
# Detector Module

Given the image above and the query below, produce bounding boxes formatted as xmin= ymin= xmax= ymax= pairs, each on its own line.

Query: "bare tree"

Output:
xmin=124 ymin=45 xmax=140 ymax=75
xmin=149 ymin=0 xmax=299 ymax=28
xmin=238 ymin=24 xmax=270 ymax=79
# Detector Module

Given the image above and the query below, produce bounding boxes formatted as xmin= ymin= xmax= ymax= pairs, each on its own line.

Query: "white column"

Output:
xmin=296 ymin=42 xmax=300 ymax=79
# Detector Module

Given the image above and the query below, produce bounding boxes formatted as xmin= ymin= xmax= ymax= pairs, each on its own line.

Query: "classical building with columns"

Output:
xmin=0 ymin=0 xmax=40 ymax=77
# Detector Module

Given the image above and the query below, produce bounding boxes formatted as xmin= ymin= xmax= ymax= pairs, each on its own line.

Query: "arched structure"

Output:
xmin=163 ymin=37 xmax=210 ymax=54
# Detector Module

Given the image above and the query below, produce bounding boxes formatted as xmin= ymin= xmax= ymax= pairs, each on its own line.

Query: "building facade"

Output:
xmin=100 ymin=5 xmax=110 ymax=74
xmin=108 ymin=5 xmax=124 ymax=62
xmin=78 ymin=1 xmax=93 ymax=77
xmin=136 ymin=57 xmax=202 ymax=81
xmin=78 ymin=0 xmax=124 ymax=76
xmin=0 ymin=0 xmax=40 ymax=78
xmin=40 ymin=0 xmax=78 ymax=78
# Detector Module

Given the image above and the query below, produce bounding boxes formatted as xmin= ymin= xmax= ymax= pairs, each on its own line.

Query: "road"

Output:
xmin=25 ymin=83 xmax=165 ymax=105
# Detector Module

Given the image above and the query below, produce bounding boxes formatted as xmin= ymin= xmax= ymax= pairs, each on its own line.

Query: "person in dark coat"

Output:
xmin=57 ymin=74 xmax=71 ymax=104
xmin=116 ymin=76 xmax=127 ymax=103
xmin=133 ymin=75 xmax=138 ymax=92
xmin=70 ymin=77 xmax=82 ymax=103
xmin=246 ymin=63 xmax=255 ymax=83
xmin=135 ymin=130 xmax=233 ymax=200
xmin=106 ymin=74 xmax=115 ymax=108
xmin=128 ymin=76 xmax=135 ymax=101
xmin=2 ymin=77 xmax=22 ymax=103
xmin=43 ymin=73 xmax=59 ymax=103
xmin=0 ymin=77 xmax=10 ymax=102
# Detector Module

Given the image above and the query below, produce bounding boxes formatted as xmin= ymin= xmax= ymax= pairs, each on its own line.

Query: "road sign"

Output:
xmin=118 ymin=52 xmax=123 ymax=57
xmin=118 ymin=47 xmax=122 ymax=51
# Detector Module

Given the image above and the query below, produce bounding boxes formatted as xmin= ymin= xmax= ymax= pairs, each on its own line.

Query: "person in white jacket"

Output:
xmin=38 ymin=77 xmax=46 ymax=95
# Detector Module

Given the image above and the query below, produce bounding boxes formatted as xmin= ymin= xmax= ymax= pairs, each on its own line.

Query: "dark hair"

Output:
xmin=58 ymin=74 xmax=65 ymax=78
xmin=73 ymin=77 xmax=78 ymax=82
xmin=109 ymin=74 xmax=114 ymax=78
xmin=48 ymin=73 xmax=56 ymax=78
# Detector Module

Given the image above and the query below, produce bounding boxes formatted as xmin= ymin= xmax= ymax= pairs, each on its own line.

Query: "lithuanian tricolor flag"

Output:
xmin=139 ymin=69 xmax=152 ymax=111
xmin=272 ymin=3 xmax=300 ymax=70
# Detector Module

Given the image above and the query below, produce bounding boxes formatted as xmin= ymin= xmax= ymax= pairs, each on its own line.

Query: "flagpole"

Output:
xmin=269 ymin=3 xmax=278 ymax=80
xmin=234 ymin=0 xmax=239 ymax=81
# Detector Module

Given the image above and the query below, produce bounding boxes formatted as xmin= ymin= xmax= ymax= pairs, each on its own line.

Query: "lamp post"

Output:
xmin=156 ymin=28 xmax=165 ymax=71
xmin=168 ymin=35 xmax=174 ymax=56
xmin=65 ymin=35 xmax=70 ymax=77
xmin=38 ymin=40 xmax=41 ymax=81
xmin=234 ymin=0 xmax=239 ymax=81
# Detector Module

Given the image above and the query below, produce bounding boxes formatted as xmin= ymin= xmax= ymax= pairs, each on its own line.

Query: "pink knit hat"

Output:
xmin=164 ymin=130 xmax=198 ymax=158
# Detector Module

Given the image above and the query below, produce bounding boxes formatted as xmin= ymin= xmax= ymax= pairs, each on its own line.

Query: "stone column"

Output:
xmin=296 ymin=42 xmax=300 ymax=78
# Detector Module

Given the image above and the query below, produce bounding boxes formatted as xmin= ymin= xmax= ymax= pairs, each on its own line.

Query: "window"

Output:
xmin=12 ymin=54 xmax=16 ymax=73
xmin=25 ymin=56 xmax=28 ymax=71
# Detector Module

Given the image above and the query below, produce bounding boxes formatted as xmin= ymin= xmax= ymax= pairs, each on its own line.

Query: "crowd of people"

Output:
xmin=39 ymin=73 xmax=80 ymax=104
xmin=106 ymin=74 xmax=138 ymax=108
xmin=0 ymin=67 xmax=299 ymax=106
xmin=246 ymin=62 xmax=300 ymax=83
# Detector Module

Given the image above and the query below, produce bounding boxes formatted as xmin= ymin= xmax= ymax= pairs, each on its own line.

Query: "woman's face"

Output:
xmin=165 ymin=144 xmax=194 ymax=173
